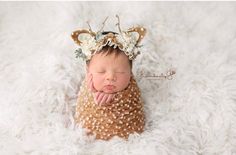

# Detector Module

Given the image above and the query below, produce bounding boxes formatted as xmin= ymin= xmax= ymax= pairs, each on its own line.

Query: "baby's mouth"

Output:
xmin=104 ymin=85 xmax=116 ymax=91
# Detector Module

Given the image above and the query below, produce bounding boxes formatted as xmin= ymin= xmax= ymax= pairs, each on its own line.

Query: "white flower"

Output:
xmin=117 ymin=32 xmax=139 ymax=58
xmin=80 ymin=35 xmax=96 ymax=59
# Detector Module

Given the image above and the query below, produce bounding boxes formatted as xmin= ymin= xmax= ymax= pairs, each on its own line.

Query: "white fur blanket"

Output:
xmin=0 ymin=2 xmax=235 ymax=155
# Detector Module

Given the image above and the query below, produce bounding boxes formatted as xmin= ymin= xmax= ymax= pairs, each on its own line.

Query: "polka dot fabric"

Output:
xmin=75 ymin=77 xmax=145 ymax=140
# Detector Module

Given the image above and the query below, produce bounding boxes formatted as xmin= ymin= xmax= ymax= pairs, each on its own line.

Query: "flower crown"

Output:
xmin=71 ymin=15 xmax=146 ymax=61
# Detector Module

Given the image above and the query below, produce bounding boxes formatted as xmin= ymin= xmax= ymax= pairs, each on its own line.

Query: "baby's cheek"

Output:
xmin=92 ymin=75 xmax=104 ymax=91
xmin=117 ymin=76 xmax=131 ymax=91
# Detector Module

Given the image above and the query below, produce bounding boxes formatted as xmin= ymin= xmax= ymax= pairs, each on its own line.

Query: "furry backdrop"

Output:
xmin=0 ymin=2 xmax=236 ymax=155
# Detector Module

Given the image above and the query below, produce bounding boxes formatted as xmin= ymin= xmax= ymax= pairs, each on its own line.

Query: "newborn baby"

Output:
xmin=74 ymin=46 xmax=145 ymax=140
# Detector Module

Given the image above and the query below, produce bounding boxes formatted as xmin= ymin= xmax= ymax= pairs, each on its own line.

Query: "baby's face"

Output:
xmin=87 ymin=52 xmax=131 ymax=93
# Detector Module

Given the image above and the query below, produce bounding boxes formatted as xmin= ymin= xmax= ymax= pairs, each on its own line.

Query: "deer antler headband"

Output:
xmin=71 ymin=15 xmax=146 ymax=61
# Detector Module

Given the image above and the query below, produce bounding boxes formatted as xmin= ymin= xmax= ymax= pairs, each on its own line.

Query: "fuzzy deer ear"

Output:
xmin=127 ymin=27 xmax=146 ymax=45
xmin=71 ymin=29 xmax=96 ymax=45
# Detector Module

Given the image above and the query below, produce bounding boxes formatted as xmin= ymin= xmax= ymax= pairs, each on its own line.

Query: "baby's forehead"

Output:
xmin=89 ymin=53 xmax=129 ymax=66
xmin=92 ymin=51 xmax=128 ymax=60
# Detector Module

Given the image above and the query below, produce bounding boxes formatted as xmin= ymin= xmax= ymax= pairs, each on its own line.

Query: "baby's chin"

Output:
xmin=94 ymin=87 xmax=116 ymax=94
xmin=102 ymin=87 xmax=117 ymax=94
xmin=102 ymin=87 xmax=126 ymax=94
xmin=103 ymin=90 xmax=116 ymax=94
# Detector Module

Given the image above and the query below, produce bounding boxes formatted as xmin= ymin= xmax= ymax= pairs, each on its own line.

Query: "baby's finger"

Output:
xmin=89 ymin=76 xmax=97 ymax=93
xmin=89 ymin=79 xmax=93 ymax=91
xmin=105 ymin=94 xmax=114 ymax=105
xmin=100 ymin=94 xmax=109 ymax=106
xmin=86 ymin=72 xmax=91 ymax=80
xmin=97 ymin=93 xmax=105 ymax=105
xmin=90 ymin=84 xmax=97 ymax=93
xmin=94 ymin=92 xmax=102 ymax=100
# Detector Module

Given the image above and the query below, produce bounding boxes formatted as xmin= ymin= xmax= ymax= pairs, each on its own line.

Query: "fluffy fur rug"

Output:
xmin=0 ymin=2 xmax=236 ymax=155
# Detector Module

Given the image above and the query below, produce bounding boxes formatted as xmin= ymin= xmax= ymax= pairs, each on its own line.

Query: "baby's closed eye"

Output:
xmin=115 ymin=71 xmax=126 ymax=74
xmin=95 ymin=69 xmax=127 ymax=74
xmin=97 ymin=70 xmax=106 ymax=73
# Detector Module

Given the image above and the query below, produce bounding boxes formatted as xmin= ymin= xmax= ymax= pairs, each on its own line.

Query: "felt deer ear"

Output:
xmin=127 ymin=27 xmax=146 ymax=45
xmin=71 ymin=29 xmax=96 ymax=45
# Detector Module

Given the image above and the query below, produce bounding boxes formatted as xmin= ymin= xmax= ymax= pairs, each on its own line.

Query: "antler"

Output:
xmin=115 ymin=14 xmax=122 ymax=34
xmin=86 ymin=20 xmax=93 ymax=32
xmin=98 ymin=16 xmax=109 ymax=33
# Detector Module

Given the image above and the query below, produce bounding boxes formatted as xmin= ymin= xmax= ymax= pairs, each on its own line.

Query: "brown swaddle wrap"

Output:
xmin=74 ymin=76 xmax=145 ymax=140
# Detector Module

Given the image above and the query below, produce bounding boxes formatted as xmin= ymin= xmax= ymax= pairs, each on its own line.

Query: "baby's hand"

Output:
xmin=86 ymin=73 xmax=97 ymax=93
xmin=94 ymin=92 xmax=115 ymax=106
xmin=86 ymin=73 xmax=115 ymax=106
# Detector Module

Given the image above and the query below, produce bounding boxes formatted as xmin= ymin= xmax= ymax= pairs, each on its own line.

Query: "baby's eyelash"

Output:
xmin=96 ymin=71 xmax=126 ymax=74
xmin=116 ymin=71 xmax=125 ymax=73
xmin=97 ymin=71 xmax=105 ymax=73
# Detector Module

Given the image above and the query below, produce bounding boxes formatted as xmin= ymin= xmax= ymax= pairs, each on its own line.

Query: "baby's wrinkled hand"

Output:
xmin=93 ymin=92 xmax=115 ymax=106
xmin=86 ymin=73 xmax=96 ymax=93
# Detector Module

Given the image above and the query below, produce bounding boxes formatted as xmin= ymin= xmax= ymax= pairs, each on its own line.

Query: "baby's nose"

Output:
xmin=106 ymin=72 xmax=116 ymax=81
